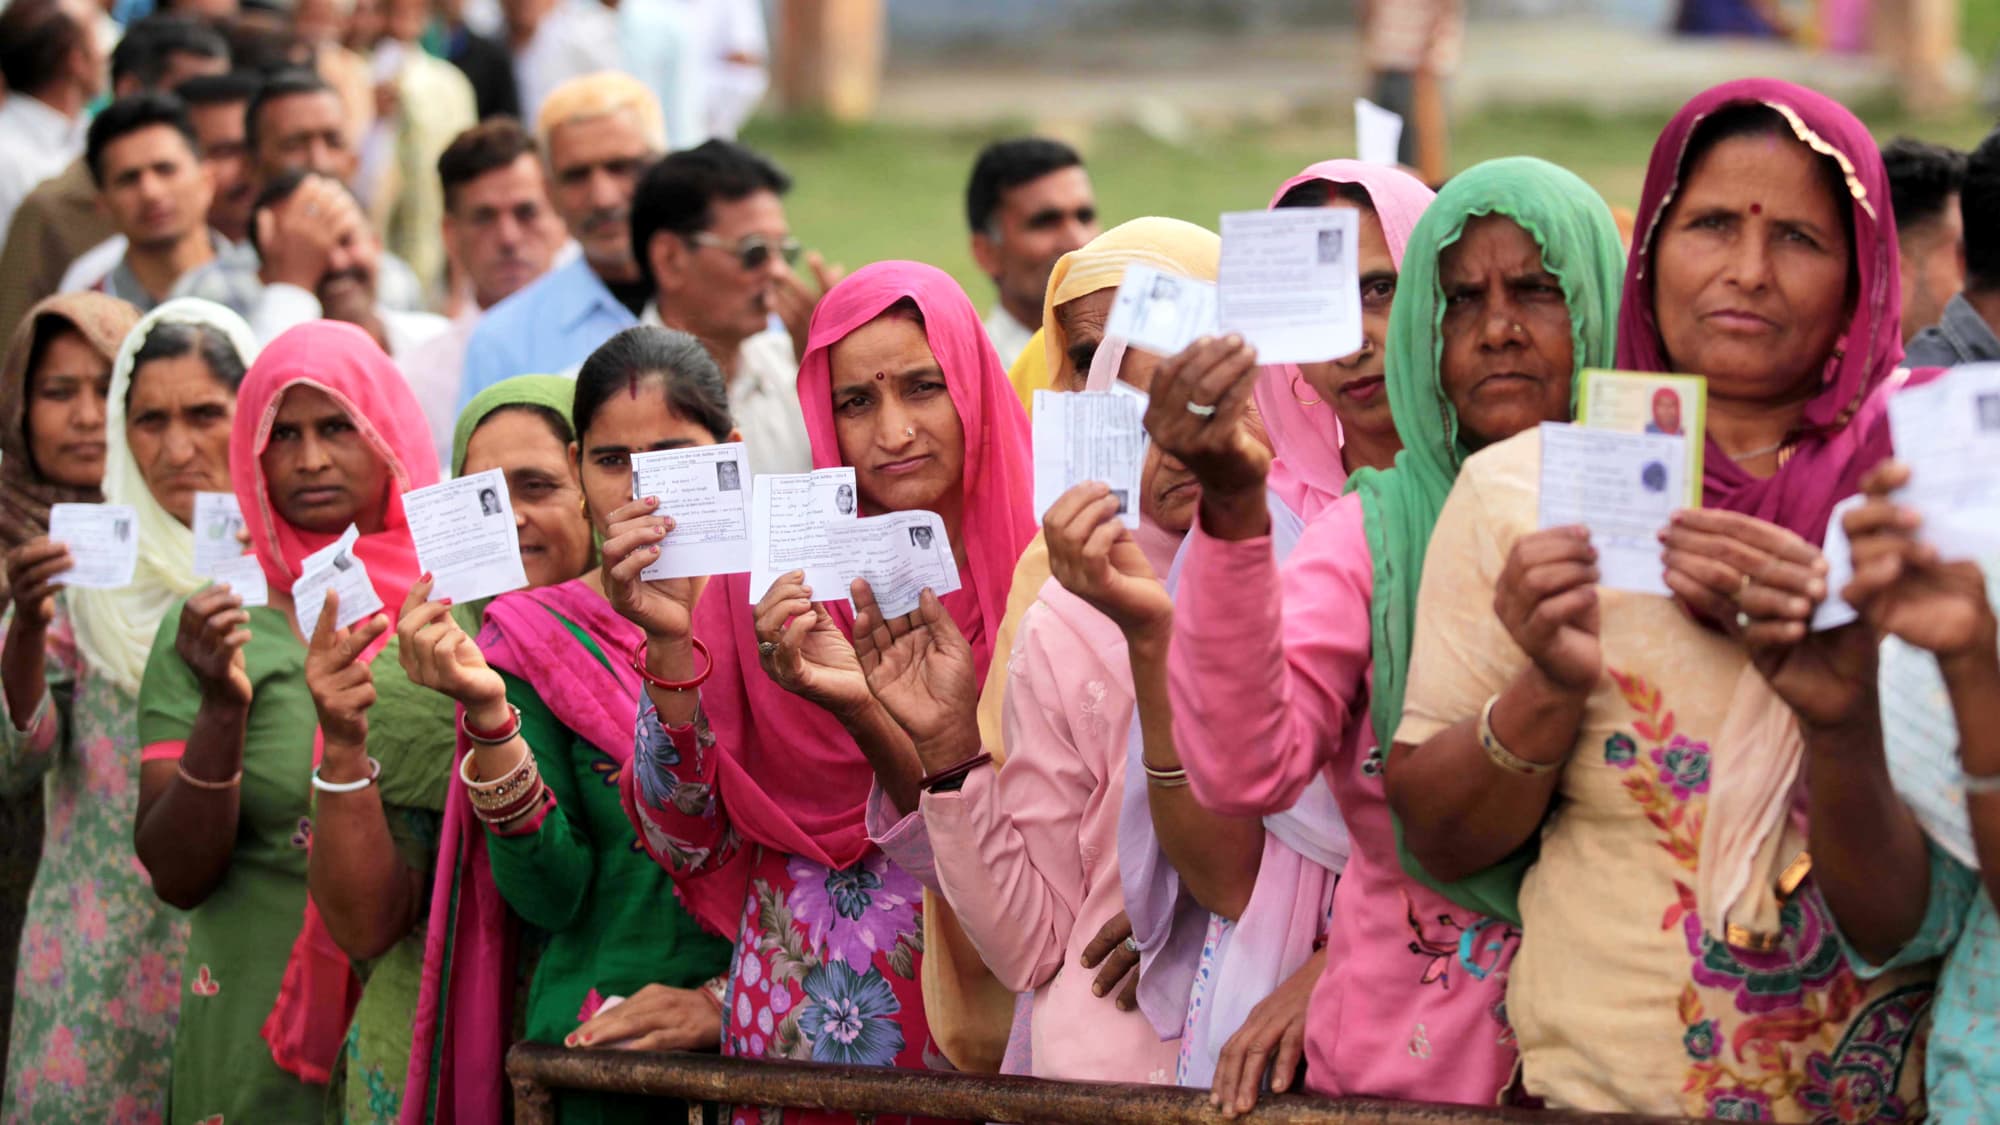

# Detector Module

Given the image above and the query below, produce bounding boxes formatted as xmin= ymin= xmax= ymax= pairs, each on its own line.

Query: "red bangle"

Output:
xmin=630 ymin=636 xmax=712 ymax=693
xmin=462 ymin=703 xmax=522 ymax=744
xmin=920 ymin=752 xmax=992 ymax=793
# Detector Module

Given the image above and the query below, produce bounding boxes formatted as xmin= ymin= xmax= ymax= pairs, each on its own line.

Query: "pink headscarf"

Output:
xmin=228 ymin=320 xmax=439 ymax=1082
xmin=1255 ymin=160 xmax=1435 ymax=519
xmin=232 ymin=320 xmax=439 ymax=611
xmin=1616 ymin=78 xmax=1908 ymax=546
xmin=672 ymin=261 xmax=1036 ymax=932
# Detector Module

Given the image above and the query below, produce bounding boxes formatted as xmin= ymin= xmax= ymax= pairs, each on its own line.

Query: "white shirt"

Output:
xmin=397 ymin=304 xmax=483 ymax=471
xmin=983 ymin=302 xmax=1037 ymax=369
xmin=512 ymin=0 xmax=623 ymax=126
xmin=0 ymin=95 xmax=86 ymax=241
xmin=634 ymin=306 xmax=812 ymax=476
xmin=730 ymin=328 xmax=812 ymax=476
xmin=252 ymin=280 xmax=452 ymax=361
xmin=56 ymin=235 xmax=129 ymax=294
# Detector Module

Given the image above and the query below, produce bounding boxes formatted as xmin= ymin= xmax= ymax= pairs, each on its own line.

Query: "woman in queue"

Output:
xmin=135 ymin=320 xmax=439 ymax=1121
xmin=1388 ymin=80 xmax=1933 ymax=1119
xmin=615 ymin=263 xmax=1034 ymax=1121
xmin=2 ymin=298 xmax=236 ymax=1120
xmin=1149 ymin=157 xmax=1625 ymax=1106
xmin=389 ymin=347 xmax=733 ymax=1125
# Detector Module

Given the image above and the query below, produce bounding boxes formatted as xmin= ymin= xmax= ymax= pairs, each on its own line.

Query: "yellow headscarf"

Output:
xmin=925 ymin=217 xmax=1222 ymax=1072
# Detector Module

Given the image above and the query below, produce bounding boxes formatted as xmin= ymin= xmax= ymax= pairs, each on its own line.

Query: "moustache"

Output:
xmin=581 ymin=207 xmax=630 ymax=236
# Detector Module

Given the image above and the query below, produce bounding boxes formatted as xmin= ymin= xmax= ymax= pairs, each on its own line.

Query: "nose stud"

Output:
xmin=905 ymin=427 xmax=915 ymax=438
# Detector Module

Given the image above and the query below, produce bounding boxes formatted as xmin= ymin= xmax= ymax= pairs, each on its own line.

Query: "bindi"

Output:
xmin=1749 ymin=202 xmax=1762 ymax=215
xmin=874 ymin=371 xmax=886 ymax=381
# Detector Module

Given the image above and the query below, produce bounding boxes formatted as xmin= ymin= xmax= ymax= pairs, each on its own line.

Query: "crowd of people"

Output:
xmin=4 ymin=1 xmax=2000 ymax=1123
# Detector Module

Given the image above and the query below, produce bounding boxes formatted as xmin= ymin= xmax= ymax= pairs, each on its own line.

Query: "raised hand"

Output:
xmin=175 ymin=584 xmax=255 ymax=705
xmin=850 ymin=581 xmax=980 ymax=772
xmin=1494 ymin=526 xmax=1602 ymax=694
xmin=1044 ymin=482 xmax=1172 ymax=643
xmin=304 ymin=591 xmax=389 ymax=751
xmin=752 ymin=570 xmax=871 ymax=719
xmin=1843 ymin=460 xmax=1998 ymax=660
xmin=396 ymin=576 xmax=506 ymax=715
xmin=773 ymin=250 xmax=847 ymax=360
xmin=601 ymin=496 xmax=709 ymax=643
xmin=1142 ymin=336 xmax=1270 ymax=500
xmin=4 ymin=537 xmax=71 ymax=633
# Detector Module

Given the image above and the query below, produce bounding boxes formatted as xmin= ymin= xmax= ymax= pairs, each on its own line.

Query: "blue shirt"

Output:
xmin=457 ymin=255 xmax=638 ymax=412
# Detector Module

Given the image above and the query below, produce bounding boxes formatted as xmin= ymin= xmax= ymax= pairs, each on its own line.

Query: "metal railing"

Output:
xmin=506 ymin=1043 xmax=1710 ymax=1124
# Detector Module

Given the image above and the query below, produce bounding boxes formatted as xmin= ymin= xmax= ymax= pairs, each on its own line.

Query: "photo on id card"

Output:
xmin=1574 ymin=369 xmax=1706 ymax=507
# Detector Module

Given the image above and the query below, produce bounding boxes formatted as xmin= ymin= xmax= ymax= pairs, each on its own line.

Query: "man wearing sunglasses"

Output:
xmin=630 ymin=137 xmax=818 ymax=476
xmin=457 ymin=72 xmax=667 ymax=412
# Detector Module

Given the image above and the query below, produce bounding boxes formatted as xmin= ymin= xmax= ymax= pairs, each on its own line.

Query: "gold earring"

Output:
xmin=1291 ymin=373 xmax=1322 ymax=407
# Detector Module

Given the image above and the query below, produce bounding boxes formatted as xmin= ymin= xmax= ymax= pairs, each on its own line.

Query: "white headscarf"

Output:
xmin=67 ymin=299 xmax=259 ymax=695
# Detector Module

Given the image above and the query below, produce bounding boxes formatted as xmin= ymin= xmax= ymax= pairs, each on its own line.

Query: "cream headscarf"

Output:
xmin=68 ymin=299 xmax=259 ymax=695
xmin=1039 ymin=217 xmax=1222 ymax=390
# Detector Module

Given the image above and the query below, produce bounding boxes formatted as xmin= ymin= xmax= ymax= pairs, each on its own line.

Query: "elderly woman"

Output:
xmin=1152 ymin=157 xmax=1624 ymax=1106
xmin=2 ymin=298 xmax=241 ymax=1121
xmin=1387 ymin=81 xmax=1933 ymax=1119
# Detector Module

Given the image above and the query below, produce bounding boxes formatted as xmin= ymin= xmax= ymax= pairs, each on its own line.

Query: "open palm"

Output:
xmin=851 ymin=582 xmax=979 ymax=760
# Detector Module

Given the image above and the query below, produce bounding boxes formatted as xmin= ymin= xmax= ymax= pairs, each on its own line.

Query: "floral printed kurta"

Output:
xmin=0 ymin=601 xmax=185 ymax=1123
xmin=627 ymin=700 xmax=951 ymax=1125
xmin=1398 ymin=431 xmax=1934 ymax=1121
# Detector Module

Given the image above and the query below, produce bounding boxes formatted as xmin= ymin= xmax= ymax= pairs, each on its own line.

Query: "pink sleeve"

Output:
xmin=1170 ymin=495 xmax=1375 ymax=816
xmin=865 ymin=783 xmax=938 ymax=891
xmin=923 ymin=617 xmax=1101 ymax=993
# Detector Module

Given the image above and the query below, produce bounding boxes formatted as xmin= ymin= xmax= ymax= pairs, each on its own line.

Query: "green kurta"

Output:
xmin=484 ymin=614 xmax=731 ymax=1125
xmin=138 ymin=602 xmax=324 ymax=1125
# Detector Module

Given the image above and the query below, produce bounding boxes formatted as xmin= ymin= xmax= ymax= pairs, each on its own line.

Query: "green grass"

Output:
xmin=744 ymin=98 xmax=1998 ymax=300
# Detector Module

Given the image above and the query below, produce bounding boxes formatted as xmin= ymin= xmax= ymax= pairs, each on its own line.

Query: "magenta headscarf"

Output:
xmin=1617 ymin=79 xmax=1908 ymax=545
xmin=667 ymin=261 xmax=1037 ymax=933
xmin=1256 ymin=160 xmax=1435 ymax=519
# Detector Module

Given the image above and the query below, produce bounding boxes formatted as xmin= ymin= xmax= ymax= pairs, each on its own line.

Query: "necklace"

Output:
xmin=1726 ymin=438 xmax=1789 ymax=461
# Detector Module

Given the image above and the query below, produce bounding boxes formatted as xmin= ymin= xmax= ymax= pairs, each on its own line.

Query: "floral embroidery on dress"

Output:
xmin=588 ymin=752 xmax=622 ymax=787
xmin=289 ymin=817 xmax=311 ymax=849
xmin=786 ymin=854 xmax=920 ymax=970
xmin=189 ymin=965 xmax=219 ymax=997
xmin=1609 ymin=667 xmax=1929 ymax=1123
xmin=1075 ymin=680 xmax=1109 ymax=742
xmin=797 ymin=960 xmax=906 ymax=1066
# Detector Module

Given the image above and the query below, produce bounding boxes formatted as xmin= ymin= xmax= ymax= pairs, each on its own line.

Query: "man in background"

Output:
xmin=244 ymin=168 xmax=449 ymax=352
xmin=173 ymin=68 xmax=426 ymax=312
xmin=965 ymin=137 xmax=1099 ymax=368
xmin=458 ymin=72 xmax=665 ymax=406
xmin=69 ymin=94 xmax=222 ymax=309
xmin=0 ymin=12 xmax=229 ymax=341
xmin=1883 ymin=136 xmax=1968 ymax=344
xmin=0 ymin=0 xmax=103 ymax=237
xmin=400 ymin=119 xmax=567 ymax=465
xmin=177 ymin=71 xmax=260 ymax=246
xmin=631 ymin=139 xmax=812 ymax=475
xmin=1908 ymin=126 xmax=2000 ymax=366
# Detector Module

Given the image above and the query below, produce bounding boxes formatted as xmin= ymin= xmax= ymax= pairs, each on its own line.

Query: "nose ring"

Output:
xmin=1511 ymin=323 xmax=1524 ymax=334
xmin=905 ymin=427 xmax=914 ymax=438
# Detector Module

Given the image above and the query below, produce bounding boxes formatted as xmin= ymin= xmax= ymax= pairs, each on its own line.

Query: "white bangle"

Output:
xmin=312 ymin=757 xmax=382 ymax=793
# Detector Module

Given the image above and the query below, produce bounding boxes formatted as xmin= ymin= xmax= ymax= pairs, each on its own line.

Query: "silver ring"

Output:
xmin=1121 ymin=936 xmax=1140 ymax=954
xmin=1734 ymin=611 xmax=1752 ymax=630
xmin=1184 ymin=401 xmax=1217 ymax=418
xmin=757 ymin=641 xmax=778 ymax=659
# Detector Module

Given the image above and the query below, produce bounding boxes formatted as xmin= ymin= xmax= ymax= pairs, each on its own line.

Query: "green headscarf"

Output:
xmin=1346 ymin=156 xmax=1625 ymax=925
xmin=450 ymin=374 xmax=578 ymax=476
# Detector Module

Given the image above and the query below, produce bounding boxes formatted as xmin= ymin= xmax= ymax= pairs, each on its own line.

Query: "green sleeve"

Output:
xmin=483 ymin=671 xmax=596 ymax=932
xmin=1847 ymin=840 xmax=1980 ymax=977
xmin=137 ymin=597 xmax=201 ymax=748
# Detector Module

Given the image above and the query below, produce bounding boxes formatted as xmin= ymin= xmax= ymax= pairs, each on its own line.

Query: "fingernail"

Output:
xmin=1092 ymin=983 xmax=1105 ymax=996
xmin=440 ymin=598 xmax=453 ymax=607
xmin=420 ymin=571 xmax=432 ymax=582
xmin=563 ymin=1035 xmax=576 ymax=1047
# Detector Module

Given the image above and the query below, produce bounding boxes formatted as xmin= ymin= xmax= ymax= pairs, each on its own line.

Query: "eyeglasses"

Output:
xmin=687 ymin=231 xmax=803 ymax=271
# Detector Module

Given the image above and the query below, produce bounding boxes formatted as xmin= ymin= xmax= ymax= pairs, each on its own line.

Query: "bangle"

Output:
xmin=460 ymin=745 xmax=539 ymax=813
xmin=312 ymin=757 xmax=382 ymax=793
xmin=176 ymin=761 xmax=242 ymax=790
xmin=920 ymin=751 xmax=992 ymax=793
xmin=696 ymin=972 xmax=729 ymax=1015
xmin=474 ymin=782 xmax=547 ymax=827
xmin=462 ymin=703 xmax=522 ymax=746
xmin=1963 ymin=769 xmax=2000 ymax=795
xmin=1478 ymin=694 xmax=1565 ymax=777
xmin=630 ymin=636 xmax=712 ymax=693
xmin=1142 ymin=759 xmax=1191 ymax=789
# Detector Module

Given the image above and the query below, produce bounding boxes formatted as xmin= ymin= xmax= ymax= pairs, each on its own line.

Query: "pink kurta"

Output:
xmin=873 ymin=581 xmax=1179 ymax=1085
xmin=1169 ymin=492 xmax=1518 ymax=1105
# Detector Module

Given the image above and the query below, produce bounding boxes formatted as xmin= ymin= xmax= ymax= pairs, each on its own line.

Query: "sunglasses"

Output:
xmin=688 ymin=231 xmax=804 ymax=271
